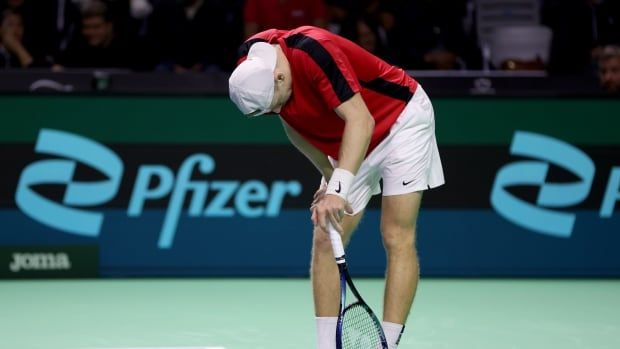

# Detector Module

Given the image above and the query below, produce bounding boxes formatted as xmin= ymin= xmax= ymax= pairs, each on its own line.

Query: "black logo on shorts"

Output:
xmin=335 ymin=182 xmax=342 ymax=193
xmin=402 ymin=179 xmax=416 ymax=186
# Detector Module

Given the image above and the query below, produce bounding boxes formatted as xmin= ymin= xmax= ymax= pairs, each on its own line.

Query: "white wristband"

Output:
xmin=326 ymin=168 xmax=354 ymax=200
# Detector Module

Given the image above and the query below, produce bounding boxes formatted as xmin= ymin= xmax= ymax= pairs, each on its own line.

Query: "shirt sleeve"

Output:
xmin=304 ymin=38 xmax=361 ymax=110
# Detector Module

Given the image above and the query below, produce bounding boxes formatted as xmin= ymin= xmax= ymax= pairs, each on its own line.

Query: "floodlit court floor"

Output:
xmin=1 ymin=279 xmax=619 ymax=349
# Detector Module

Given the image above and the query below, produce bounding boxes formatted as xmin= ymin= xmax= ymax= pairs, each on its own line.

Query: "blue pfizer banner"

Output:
xmin=492 ymin=131 xmax=597 ymax=237
xmin=2 ymin=129 xmax=315 ymax=276
xmin=1 ymin=97 xmax=619 ymax=277
xmin=15 ymin=129 xmax=124 ymax=237
xmin=1 ymin=127 xmax=618 ymax=277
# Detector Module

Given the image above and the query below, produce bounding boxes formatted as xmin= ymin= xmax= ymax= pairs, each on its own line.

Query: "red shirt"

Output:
xmin=244 ymin=0 xmax=326 ymax=31
xmin=238 ymin=26 xmax=418 ymax=159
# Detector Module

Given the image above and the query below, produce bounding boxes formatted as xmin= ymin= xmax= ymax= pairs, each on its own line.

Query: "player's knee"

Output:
xmin=381 ymin=223 xmax=416 ymax=253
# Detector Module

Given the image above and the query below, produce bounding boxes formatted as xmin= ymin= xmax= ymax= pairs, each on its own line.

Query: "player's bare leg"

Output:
xmin=312 ymin=212 xmax=363 ymax=348
xmin=380 ymin=191 xmax=423 ymax=346
xmin=311 ymin=211 xmax=364 ymax=316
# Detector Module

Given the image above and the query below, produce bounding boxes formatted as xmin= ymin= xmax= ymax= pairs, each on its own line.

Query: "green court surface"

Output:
xmin=1 ymin=279 xmax=618 ymax=349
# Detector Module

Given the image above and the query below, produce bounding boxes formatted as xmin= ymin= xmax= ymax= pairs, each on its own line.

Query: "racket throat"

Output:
xmin=336 ymin=268 xmax=347 ymax=349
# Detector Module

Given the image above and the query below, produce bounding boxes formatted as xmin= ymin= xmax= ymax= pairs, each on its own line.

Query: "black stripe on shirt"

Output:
xmin=237 ymin=38 xmax=268 ymax=59
xmin=284 ymin=33 xmax=355 ymax=104
xmin=360 ymin=78 xmax=413 ymax=102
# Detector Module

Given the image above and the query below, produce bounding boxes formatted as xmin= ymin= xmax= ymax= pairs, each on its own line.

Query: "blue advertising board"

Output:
xmin=0 ymin=96 xmax=618 ymax=277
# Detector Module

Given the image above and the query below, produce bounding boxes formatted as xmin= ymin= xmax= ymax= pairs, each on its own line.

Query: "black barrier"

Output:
xmin=0 ymin=69 xmax=609 ymax=97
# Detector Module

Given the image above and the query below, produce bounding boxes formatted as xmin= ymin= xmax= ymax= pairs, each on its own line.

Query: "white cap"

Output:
xmin=229 ymin=42 xmax=277 ymax=116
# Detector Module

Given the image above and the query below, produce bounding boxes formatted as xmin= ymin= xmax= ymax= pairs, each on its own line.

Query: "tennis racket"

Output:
xmin=328 ymin=223 xmax=388 ymax=349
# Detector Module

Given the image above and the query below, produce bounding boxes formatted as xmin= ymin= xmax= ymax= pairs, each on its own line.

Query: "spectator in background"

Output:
xmin=340 ymin=15 xmax=397 ymax=64
xmin=591 ymin=0 xmax=620 ymax=51
xmin=148 ymin=0 xmax=242 ymax=73
xmin=127 ymin=0 xmax=154 ymax=39
xmin=21 ymin=0 xmax=80 ymax=66
xmin=243 ymin=0 xmax=327 ymax=39
xmin=0 ymin=9 xmax=37 ymax=68
xmin=589 ymin=0 xmax=620 ymax=80
xmin=56 ymin=0 xmax=151 ymax=70
xmin=129 ymin=0 xmax=153 ymax=19
xmin=355 ymin=0 xmax=399 ymax=43
xmin=324 ymin=0 xmax=352 ymax=34
xmin=597 ymin=45 xmax=620 ymax=94
xmin=0 ymin=0 xmax=40 ymax=64
xmin=393 ymin=0 xmax=480 ymax=70
xmin=543 ymin=0 xmax=620 ymax=75
xmin=325 ymin=0 xmax=400 ymax=64
xmin=102 ymin=0 xmax=153 ymax=43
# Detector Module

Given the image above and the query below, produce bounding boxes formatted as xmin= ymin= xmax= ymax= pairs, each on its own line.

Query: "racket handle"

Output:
xmin=328 ymin=223 xmax=346 ymax=263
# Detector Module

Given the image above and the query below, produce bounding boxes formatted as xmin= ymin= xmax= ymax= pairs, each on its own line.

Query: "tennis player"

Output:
xmin=229 ymin=26 xmax=444 ymax=349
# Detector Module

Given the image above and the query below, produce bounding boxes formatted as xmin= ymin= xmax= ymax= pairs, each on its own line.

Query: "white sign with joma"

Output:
xmin=9 ymin=252 xmax=72 ymax=273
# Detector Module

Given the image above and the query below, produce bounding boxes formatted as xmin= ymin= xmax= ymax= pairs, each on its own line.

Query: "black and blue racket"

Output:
xmin=328 ymin=224 xmax=388 ymax=349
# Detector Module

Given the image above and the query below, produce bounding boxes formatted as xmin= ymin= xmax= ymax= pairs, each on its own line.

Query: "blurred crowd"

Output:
xmin=0 ymin=0 xmax=619 ymax=91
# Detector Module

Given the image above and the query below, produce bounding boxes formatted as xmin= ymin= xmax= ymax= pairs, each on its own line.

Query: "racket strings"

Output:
xmin=341 ymin=303 xmax=384 ymax=349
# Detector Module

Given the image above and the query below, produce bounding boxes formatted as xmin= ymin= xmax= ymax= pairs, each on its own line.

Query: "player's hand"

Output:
xmin=310 ymin=183 xmax=327 ymax=208
xmin=311 ymin=194 xmax=353 ymax=234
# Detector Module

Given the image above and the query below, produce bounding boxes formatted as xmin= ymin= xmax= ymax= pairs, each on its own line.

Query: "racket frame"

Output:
xmin=328 ymin=225 xmax=388 ymax=349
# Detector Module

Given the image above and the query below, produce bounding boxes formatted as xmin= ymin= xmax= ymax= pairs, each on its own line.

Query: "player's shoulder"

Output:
xmin=248 ymin=26 xmax=336 ymax=43
xmin=284 ymin=26 xmax=352 ymax=56
xmin=237 ymin=29 xmax=286 ymax=61
xmin=247 ymin=28 xmax=284 ymax=42
xmin=285 ymin=26 xmax=340 ymax=43
xmin=288 ymin=26 xmax=333 ymax=36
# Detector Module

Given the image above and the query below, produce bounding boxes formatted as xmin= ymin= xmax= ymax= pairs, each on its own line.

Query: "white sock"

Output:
xmin=382 ymin=321 xmax=405 ymax=349
xmin=316 ymin=317 xmax=338 ymax=349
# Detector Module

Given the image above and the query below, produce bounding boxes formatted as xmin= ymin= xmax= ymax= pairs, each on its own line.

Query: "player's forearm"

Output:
xmin=281 ymin=119 xmax=333 ymax=178
xmin=302 ymin=147 xmax=334 ymax=180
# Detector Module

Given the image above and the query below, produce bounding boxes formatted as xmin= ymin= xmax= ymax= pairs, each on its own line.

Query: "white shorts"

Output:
xmin=323 ymin=85 xmax=445 ymax=214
